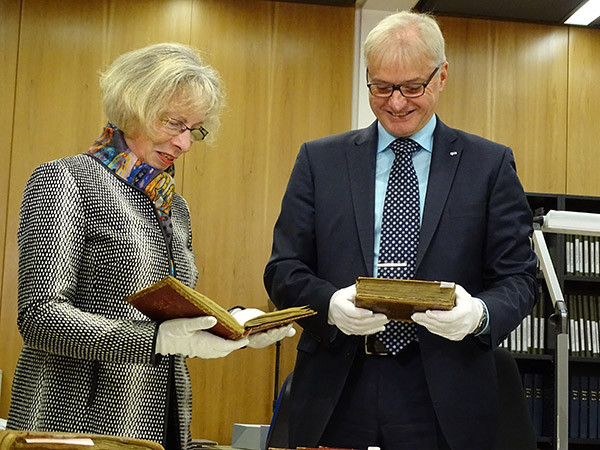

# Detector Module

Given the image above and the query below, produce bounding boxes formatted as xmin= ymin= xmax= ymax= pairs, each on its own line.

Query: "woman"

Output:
xmin=7 ymin=43 xmax=292 ymax=450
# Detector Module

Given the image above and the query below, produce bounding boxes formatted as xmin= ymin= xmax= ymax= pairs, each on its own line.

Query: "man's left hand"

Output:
xmin=411 ymin=284 xmax=484 ymax=341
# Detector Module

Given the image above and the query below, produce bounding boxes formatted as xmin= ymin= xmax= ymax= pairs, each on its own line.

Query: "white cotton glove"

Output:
xmin=230 ymin=307 xmax=265 ymax=324
xmin=411 ymin=284 xmax=485 ymax=341
xmin=247 ymin=325 xmax=296 ymax=348
xmin=231 ymin=307 xmax=296 ymax=349
xmin=156 ymin=316 xmax=249 ymax=359
xmin=327 ymin=285 xmax=389 ymax=336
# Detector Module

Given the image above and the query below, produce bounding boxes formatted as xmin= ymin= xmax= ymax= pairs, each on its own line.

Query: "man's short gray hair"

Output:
xmin=364 ymin=11 xmax=446 ymax=69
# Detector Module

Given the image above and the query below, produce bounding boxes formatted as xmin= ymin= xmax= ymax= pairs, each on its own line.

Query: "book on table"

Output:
xmin=126 ymin=276 xmax=316 ymax=340
xmin=354 ymin=277 xmax=456 ymax=322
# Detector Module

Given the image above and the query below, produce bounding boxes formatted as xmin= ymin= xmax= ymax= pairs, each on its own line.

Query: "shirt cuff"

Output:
xmin=474 ymin=298 xmax=490 ymax=336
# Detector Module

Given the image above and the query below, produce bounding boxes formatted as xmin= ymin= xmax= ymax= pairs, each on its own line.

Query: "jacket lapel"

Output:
xmin=346 ymin=122 xmax=378 ymax=276
xmin=416 ymin=119 xmax=460 ymax=270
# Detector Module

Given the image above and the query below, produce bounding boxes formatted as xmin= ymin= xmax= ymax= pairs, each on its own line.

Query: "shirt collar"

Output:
xmin=376 ymin=114 xmax=437 ymax=154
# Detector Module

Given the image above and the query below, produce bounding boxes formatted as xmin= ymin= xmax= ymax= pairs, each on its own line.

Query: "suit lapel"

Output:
xmin=346 ymin=122 xmax=378 ymax=276
xmin=416 ymin=120 xmax=460 ymax=270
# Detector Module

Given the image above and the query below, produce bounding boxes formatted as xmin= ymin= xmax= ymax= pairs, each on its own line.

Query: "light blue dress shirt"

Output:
xmin=372 ymin=115 xmax=490 ymax=334
xmin=373 ymin=115 xmax=435 ymax=277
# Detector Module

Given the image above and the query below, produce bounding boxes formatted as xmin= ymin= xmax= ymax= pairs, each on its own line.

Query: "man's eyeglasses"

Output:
xmin=367 ymin=65 xmax=441 ymax=98
xmin=162 ymin=117 xmax=208 ymax=142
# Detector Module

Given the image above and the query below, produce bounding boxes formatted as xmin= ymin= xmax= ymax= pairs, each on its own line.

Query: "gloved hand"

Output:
xmin=156 ymin=316 xmax=249 ymax=359
xmin=230 ymin=307 xmax=265 ymax=324
xmin=327 ymin=284 xmax=389 ymax=336
xmin=247 ymin=325 xmax=296 ymax=348
xmin=231 ymin=307 xmax=296 ymax=349
xmin=411 ymin=284 xmax=485 ymax=341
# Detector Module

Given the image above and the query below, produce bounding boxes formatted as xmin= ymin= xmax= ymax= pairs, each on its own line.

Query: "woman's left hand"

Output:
xmin=246 ymin=324 xmax=296 ymax=348
xmin=231 ymin=307 xmax=297 ymax=348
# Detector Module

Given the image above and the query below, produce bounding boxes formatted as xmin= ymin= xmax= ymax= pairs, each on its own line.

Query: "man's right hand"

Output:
xmin=327 ymin=284 xmax=389 ymax=335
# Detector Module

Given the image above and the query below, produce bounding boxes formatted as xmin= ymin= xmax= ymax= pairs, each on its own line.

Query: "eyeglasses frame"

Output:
xmin=162 ymin=117 xmax=209 ymax=141
xmin=366 ymin=65 xmax=442 ymax=99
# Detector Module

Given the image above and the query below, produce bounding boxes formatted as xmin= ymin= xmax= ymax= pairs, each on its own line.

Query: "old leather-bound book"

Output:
xmin=0 ymin=429 xmax=164 ymax=449
xmin=355 ymin=277 xmax=456 ymax=322
xmin=126 ymin=276 xmax=316 ymax=340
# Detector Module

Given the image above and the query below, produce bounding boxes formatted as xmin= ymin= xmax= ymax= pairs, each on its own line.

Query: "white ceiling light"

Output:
xmin=565 ymin=0 xmax=600 ymax=25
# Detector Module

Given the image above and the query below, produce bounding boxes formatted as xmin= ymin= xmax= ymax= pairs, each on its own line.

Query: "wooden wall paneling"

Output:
xmin=184 ymin=0 xmax=354 ymax=443
xmin=0 ymin=0 xmax=22 ymax=413
xmin=103 ymin=0 xmax=193 ymax=53
xmin=489 ymin=21 xmax=568 ymax=194
xmin=436 ymin=17 xmax=495 ymax=138
xmin=437 ymin=17 xmax=568 ymax=194
xmin=566 ymin=27 xmax=600 ymax=196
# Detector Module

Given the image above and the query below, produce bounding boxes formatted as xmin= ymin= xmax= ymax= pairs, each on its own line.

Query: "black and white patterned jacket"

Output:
xmin=7 ymin=153 xmax=199 ymax=448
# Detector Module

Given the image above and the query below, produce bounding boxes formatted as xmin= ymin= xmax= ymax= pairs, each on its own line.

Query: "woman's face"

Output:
xmin=125 ymin=108 xmax=206 ymax=171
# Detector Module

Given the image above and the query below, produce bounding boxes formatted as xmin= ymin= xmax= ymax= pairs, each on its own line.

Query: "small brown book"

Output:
xmin=355 ymin=277 xmax=456 ymax=322
xmin=0 ymin=429 xmax=165 ymax=449
xmin=126 ymin=276 xmax=316 ymax=340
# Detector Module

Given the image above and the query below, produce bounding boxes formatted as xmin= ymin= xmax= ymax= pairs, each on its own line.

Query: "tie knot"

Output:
xmin=389 ymin=138 xmax=419 ymax=156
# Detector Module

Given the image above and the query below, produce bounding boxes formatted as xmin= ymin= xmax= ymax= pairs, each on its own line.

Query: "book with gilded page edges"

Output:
xmin=355 ymin=277 xmax=456 ymax=322
xmin=126 ymin=276 xmax=316 ymax=340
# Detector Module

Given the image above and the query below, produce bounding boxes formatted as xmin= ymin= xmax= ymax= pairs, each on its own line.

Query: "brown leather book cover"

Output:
xmin=355 ymin=277 xmax=456 ymax=322
xmin=126 ymin=276 xmax=316 ymax=340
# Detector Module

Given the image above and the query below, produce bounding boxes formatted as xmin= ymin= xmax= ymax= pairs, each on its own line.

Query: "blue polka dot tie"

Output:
xmin=375 ymin=138 xmax=420 ymax=355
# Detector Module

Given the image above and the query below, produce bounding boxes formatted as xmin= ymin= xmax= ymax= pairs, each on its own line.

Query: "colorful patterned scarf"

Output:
xmin=87 ymin=123 xmax=176 ymax=273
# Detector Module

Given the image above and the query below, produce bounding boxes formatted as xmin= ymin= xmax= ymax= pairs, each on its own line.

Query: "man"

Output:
xmin=264 ymin=10 xmax=536 ymax=450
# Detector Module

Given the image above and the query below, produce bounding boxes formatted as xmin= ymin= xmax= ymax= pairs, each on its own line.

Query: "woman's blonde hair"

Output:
xmin=364 ymin=10 xmax=446 ymax=69
xmin=99 ymin=43 xmax=224 ymax=143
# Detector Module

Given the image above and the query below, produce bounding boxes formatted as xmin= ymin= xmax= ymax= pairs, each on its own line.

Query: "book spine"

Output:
xmin=539 ymin=292 xmax=546 ymax=354
xmin=584 ymin=236 xmax=590 ymax=276
xmin=532 ymin=298 xmax=540 ymax=354
xmin=590 ymin=295 xmax=600 ymax=357
xmin=569 ymin=294 xmax=578 ymax=356
xmin=566 ymin=234 xmax=574 ymax=275
xmin=575 ymin=235 xmax=582 ymax=276
xmin=596 ymin=237 xmax=600 ymax=275
xmin=523 ymin=372 xmax=534 ymax=427
xmin=581 ymin=375 xmax=589 ymax=439
xmin=584 ymin=295 xmax=593 ymax=358
xmin=570 ymin=376 xmax=580 ymax=439
xmin=590 ymin=376 xmax=599 ymax=439
xmin=533 ymin=373 xmax=544 ymax=436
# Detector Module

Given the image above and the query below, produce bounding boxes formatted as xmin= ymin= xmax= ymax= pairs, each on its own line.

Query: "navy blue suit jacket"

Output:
xmin=264 ymin=118 xmax=537 ymax=449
